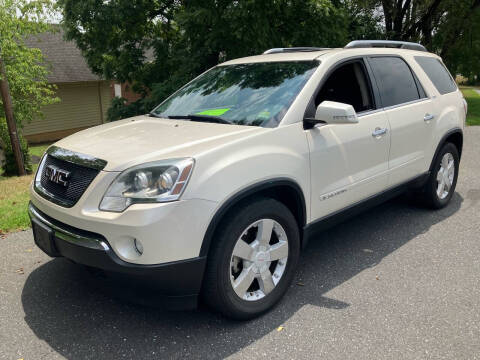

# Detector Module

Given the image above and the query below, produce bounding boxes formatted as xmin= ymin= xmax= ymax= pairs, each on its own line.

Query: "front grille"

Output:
xmin=38 ymin=155 xmax=100 ymax=207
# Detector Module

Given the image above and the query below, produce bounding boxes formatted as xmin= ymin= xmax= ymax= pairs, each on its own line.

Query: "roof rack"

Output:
xmin=263 ymin=47 xmax=330 ymax=55
xmin=345 ymin=40 xmax=427 ymax=52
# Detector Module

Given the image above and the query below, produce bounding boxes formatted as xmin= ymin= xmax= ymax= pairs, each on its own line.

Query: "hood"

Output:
xmin=54 ymin=115 xmax=265 ymax=171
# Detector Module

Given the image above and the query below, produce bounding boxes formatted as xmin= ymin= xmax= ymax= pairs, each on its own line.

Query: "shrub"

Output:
xmin=106 ymin=81 xmax=179 ymax=122
xmin=107 ymin=97 xmax=146 ymax=122
xmin=0 ymin=118 xmax=32 ymax=176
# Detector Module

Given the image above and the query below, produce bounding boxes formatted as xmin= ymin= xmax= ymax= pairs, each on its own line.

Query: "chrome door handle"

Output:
xmin=372 ymin=127 xmax=388 ymax=137
xmin=424 ymin=113 xmax=434 ymax=121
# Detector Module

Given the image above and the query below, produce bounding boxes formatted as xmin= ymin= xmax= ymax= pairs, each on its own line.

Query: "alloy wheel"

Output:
xmin=229 ymin=219 xmax=289 ymax=301
xmin=436 ymin=152 xmax=455 ymax=200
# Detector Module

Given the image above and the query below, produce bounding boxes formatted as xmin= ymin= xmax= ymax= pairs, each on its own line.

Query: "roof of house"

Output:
xmin=24 ymin=28 xmax=102 ymax=83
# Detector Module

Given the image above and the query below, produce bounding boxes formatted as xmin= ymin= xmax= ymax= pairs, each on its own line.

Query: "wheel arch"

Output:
xmin=199 ymin=178 xmax=307 ymax=257
xmin=429 ymin=128 xmax=463 ymax=173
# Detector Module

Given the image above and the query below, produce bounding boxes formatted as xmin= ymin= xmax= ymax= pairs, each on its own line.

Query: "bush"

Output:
xmin=107 ymin=97 xmax=147 ymax=122
xmin=106 ymin=80 xmax=181 ymax=122
xmin=0 ymin=118 xmax=32 ymax=176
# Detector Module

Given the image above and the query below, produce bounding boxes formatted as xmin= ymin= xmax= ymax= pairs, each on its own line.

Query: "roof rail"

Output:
xmin=263 ymin=47 xmax=330 ymax=55
xmin=345 ymin=40 xmax=427 ymax=52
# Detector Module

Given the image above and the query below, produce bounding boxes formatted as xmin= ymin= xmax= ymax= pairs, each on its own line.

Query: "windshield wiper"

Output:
xmin=167 ymin=114 xmax=232 ymax=124
xmin=149 ymin=112 xmax=162 ymax=118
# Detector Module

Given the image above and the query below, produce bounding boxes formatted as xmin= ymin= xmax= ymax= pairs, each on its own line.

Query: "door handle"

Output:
xmin=424 ymin=113 xmax=434 ymax=121
xmin=372 ymin=127 xmax=388 ymax=137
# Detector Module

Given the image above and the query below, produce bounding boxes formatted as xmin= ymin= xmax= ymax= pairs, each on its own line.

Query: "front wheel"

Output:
xmin=202 ymin=198 xmax=300 ymax=320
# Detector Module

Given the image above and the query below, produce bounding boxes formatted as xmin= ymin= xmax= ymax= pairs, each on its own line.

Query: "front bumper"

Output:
xmin=29 ymin=202 xmax=206 ymax=309
xmin=30 ymin=174 xmax=218 ymax=265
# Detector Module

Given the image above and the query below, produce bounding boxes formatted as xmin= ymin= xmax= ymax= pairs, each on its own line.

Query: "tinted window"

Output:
xmin=369 ymin=57 xmax=420 ymax=107
xmin=415 ymin=56 xmax=457 ymax=95
xmin=316 ymin=61 xmax=374 ymax=112
xmin=417 ymin=77 xmax=427 ymax=98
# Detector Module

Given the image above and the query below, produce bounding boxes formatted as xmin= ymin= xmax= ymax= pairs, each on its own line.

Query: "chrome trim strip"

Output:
xmin=382 ymin=97 xmax=430 ymax=111
xmin=357 ymin=108 xmax=384 ymax=117
xmin=47 ymin=146 xmax=107 ymax=171
xmin=28 ymin=203 xmax=108 ymax=251
xmin=357 ymin=97 xmax=431 ymax=118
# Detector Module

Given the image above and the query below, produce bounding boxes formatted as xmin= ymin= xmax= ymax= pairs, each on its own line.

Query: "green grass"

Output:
xmin=29 ymin=142 xmax=51 ymax=159
xmin=0 ymin=143 xmax=51 ymax=233
xmin=460 ymin=87 xmax=480 ymax=126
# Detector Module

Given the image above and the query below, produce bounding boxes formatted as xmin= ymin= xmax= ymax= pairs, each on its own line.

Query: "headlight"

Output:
xmin=99 ymin=158 xmax=194 ymax=212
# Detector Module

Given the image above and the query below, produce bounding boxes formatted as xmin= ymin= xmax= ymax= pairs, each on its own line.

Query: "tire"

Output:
xmin=202 ymin=197 xmax=300 ymax=320
xmin=419 ymin=142 xmax=459 ymax=209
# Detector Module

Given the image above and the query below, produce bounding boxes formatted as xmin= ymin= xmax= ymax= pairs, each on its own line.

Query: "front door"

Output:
xmin=307 ymin=59 xmax=390 ymax=220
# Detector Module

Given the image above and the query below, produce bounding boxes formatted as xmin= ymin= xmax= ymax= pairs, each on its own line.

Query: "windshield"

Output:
xmin=151 ymin=61 xmax=319 ymax=127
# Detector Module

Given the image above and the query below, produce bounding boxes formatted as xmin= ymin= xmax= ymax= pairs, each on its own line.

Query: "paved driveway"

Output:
xmin=1 ymin=128 xmax=480 ymax=360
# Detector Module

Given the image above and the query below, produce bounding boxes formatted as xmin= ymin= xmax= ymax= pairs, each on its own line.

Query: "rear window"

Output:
xmin=369 ymin=56 xmax=420 ymax=107
xmin=415 ymin=56 xmax=457 ymax=95
xmin=369 ymin=56 xmax=420 ymax=108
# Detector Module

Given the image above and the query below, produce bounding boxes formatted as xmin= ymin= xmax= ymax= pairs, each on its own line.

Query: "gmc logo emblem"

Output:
xmin=45 ymin=165 xmax=71 ymax=187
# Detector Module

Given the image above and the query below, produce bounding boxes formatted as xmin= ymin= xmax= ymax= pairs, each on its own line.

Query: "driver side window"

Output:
xmin=315 ymin=61 xmax=374 ymax=113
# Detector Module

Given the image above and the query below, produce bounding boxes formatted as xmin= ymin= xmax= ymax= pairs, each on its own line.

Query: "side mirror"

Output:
xmin=304 ymin=101 xmax=358 ymax=129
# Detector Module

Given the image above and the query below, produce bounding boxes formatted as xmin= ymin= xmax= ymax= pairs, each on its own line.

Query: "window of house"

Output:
xmin=369 ymin=57 xmax=420 ymax=108
xmin=114 ymin=83 xmax=122 ymax=98
xmin=315 ymin=61 xmax=374 ymax=113
xmin=415 ymin=56 xmax=457 ymax=95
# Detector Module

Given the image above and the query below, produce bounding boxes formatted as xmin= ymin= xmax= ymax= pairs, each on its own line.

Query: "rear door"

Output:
xmin=367 ymin=56 xmax=434 ymax=186
xmin=414 ymin=55 xmax=465 ymax=167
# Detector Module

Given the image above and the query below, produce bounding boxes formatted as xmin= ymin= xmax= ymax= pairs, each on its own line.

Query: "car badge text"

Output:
xmin=45 ymin=165 xmax=71 ymax=187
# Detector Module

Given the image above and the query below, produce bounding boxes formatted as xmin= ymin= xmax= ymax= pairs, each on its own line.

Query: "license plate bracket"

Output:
xmin=31 ymin=218 xmax=58 ymax=257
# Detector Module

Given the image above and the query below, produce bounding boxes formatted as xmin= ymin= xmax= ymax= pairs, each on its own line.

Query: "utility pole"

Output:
xmin=0 ymin=48 xmax=25 ymax=176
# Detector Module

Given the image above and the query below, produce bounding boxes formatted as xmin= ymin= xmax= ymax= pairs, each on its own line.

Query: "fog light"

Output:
xmin=134 ymin=238 xmax=144 ymax=255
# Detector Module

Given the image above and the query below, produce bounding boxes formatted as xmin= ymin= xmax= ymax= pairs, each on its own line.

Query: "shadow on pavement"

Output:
xmin=21 ymin=193 xmax=462 ymax=359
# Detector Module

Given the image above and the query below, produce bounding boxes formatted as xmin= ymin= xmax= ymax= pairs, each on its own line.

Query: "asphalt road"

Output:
xmin=2 ymin=128 xmax=480 ymax=360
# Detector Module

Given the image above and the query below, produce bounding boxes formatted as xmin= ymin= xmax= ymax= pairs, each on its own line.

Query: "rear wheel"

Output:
xmin=202 ymin=198 xmax=300 ymax=320
xmin=419 ymin=142 xmax=459 ymax=209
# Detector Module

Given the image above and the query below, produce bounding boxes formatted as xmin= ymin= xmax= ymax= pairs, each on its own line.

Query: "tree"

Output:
xmin=350 ymin=0 xmax=480 ymax=80
xmin=340 ymin=0 xmax=385 ymax=41
xmin=59 ymin=0 xmax=350 ymax=117
xmin=367 ymin=1 xmax=480 ymax=61
xmin=0 ymin=0 xmax=59 ymax=175
xmin=59 ymin=0 xmax=480 ymax=118
xmin=0 ymin=0 xmax=59 ymax=126
xmin=59 ymin=0 xmax=180 ymax=94
xmin=439 ymin=9 xmax=480 ymax=82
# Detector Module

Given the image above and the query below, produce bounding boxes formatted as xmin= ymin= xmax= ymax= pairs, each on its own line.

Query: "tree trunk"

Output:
xmin=0 ymin=52 xmax=26 ymax=176
xmin=392 ymin=0 xmax=408 ymax=38
xmin=382 ymin=0 xmax=394 ymax=35
xmin=403 ymin=0 xmax=443 ymax=41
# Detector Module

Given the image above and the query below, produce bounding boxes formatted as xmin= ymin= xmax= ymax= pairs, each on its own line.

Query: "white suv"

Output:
xmin=30 ymin=40 xmax=466 ymax=319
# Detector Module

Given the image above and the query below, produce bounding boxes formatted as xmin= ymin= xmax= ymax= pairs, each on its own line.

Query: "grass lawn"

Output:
xmin=460 ymin=87 xmax=480 ymax=126
xmin=0 ymin=143 xmax=51 ymax=233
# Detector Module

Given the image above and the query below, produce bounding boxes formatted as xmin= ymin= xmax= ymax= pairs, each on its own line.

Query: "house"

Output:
xmin=23 ymin=30 xmax=139 ymax=143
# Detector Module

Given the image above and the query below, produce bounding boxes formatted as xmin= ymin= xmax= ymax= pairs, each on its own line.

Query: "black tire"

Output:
xmin=419 ymin=142 xmax=459 ymax=209
xmin=202 ymin=197 xmax=300 ymax=320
